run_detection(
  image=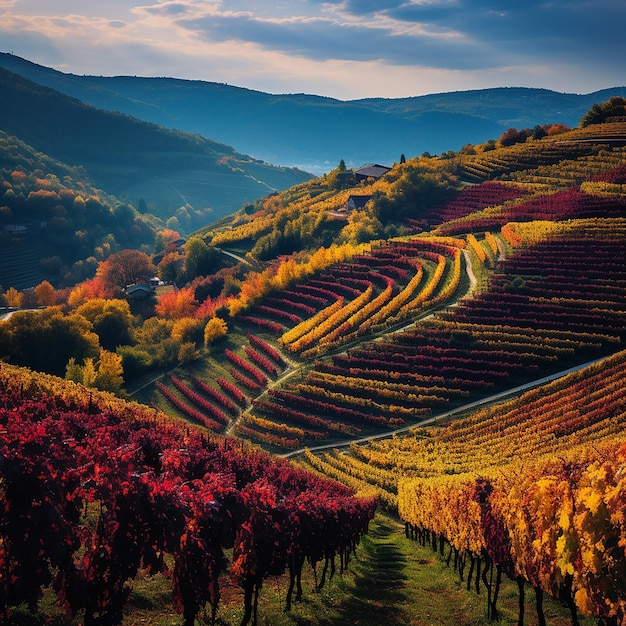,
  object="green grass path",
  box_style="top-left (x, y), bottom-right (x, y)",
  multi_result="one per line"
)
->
top-left (239, 511), bottom-right (592, 626)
